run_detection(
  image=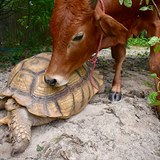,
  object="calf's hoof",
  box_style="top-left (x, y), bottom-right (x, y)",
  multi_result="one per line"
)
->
top-left (108, 91), bottom-right (122, 101)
